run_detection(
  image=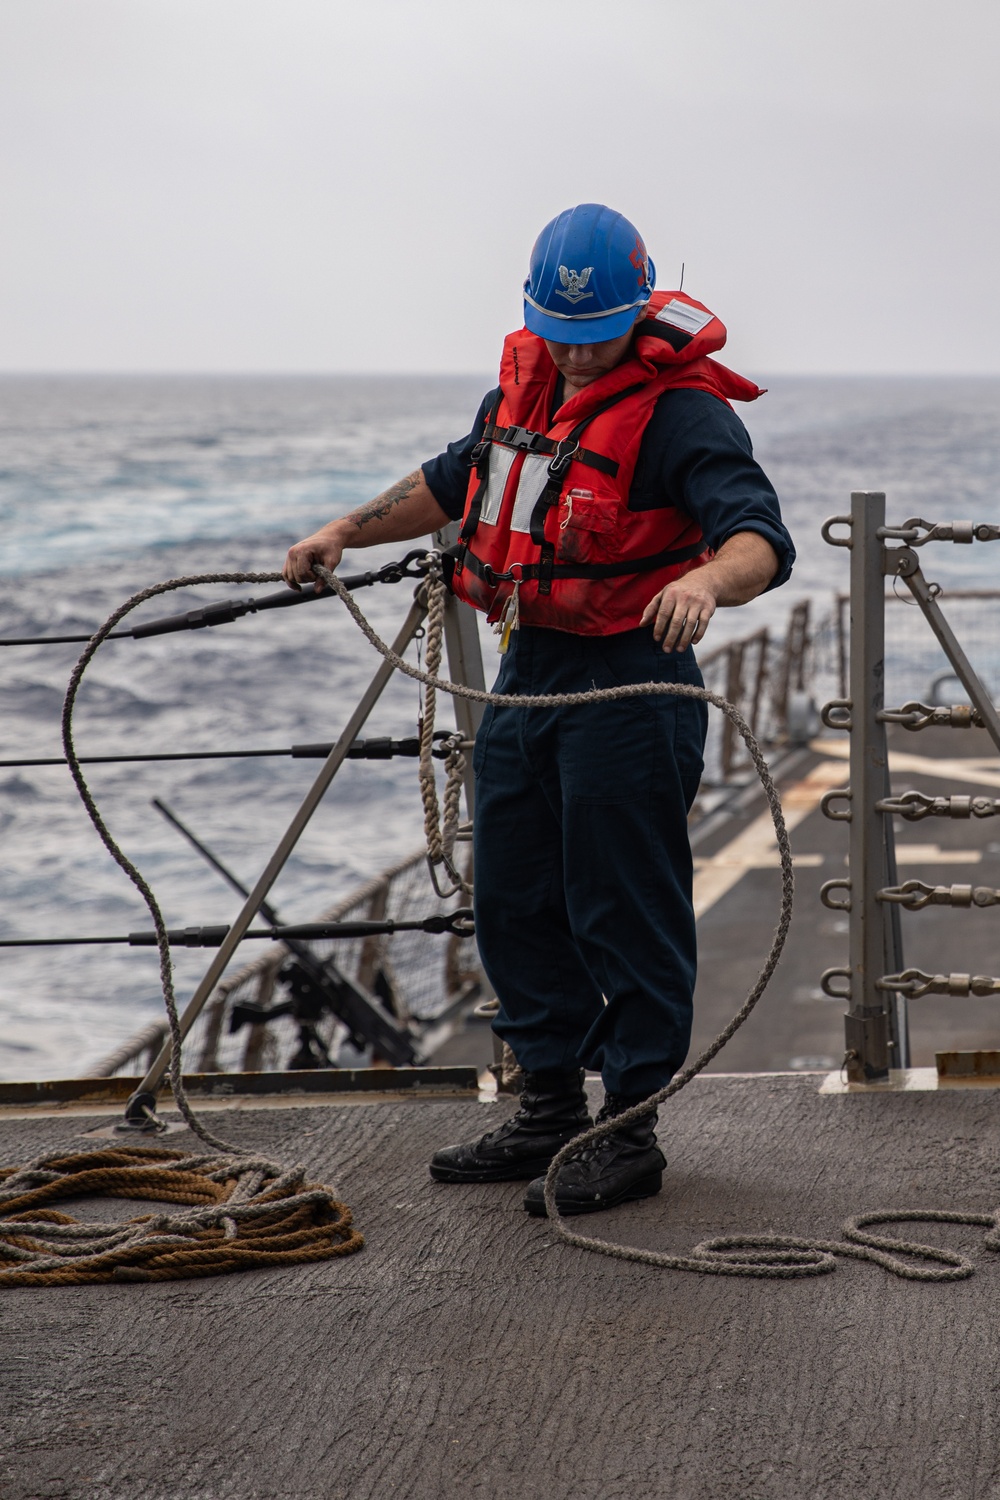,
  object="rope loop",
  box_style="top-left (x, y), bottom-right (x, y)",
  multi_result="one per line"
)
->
top-left (62, 571), bottom-right (285, 1151)
top-left (417, 555), bottom-right (471, 897)
top-left (53, 560), bottom-right (1000, 1285)
top-left (314, 564), bottom-right (1000, 1283)
top-left (0, 1146), bottom-right (363, 1286)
